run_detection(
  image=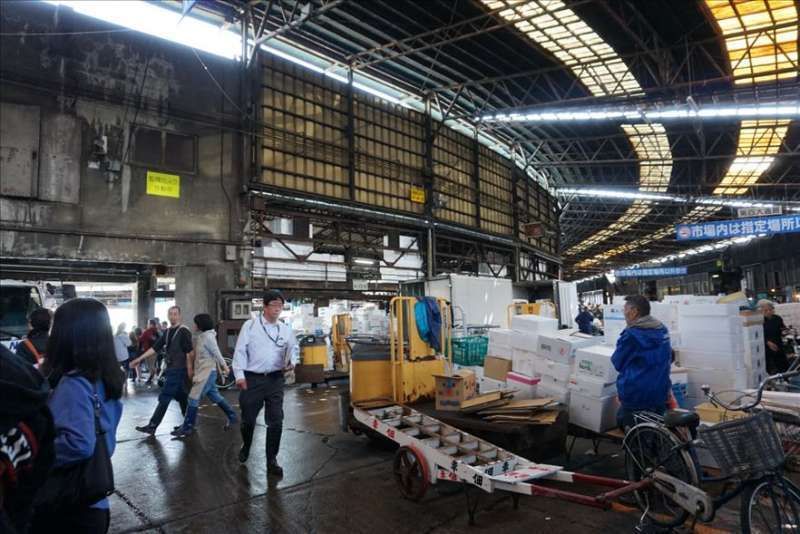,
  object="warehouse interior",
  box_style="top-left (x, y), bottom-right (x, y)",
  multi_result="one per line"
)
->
top-left (0, 0), bottom-right (799, 533)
